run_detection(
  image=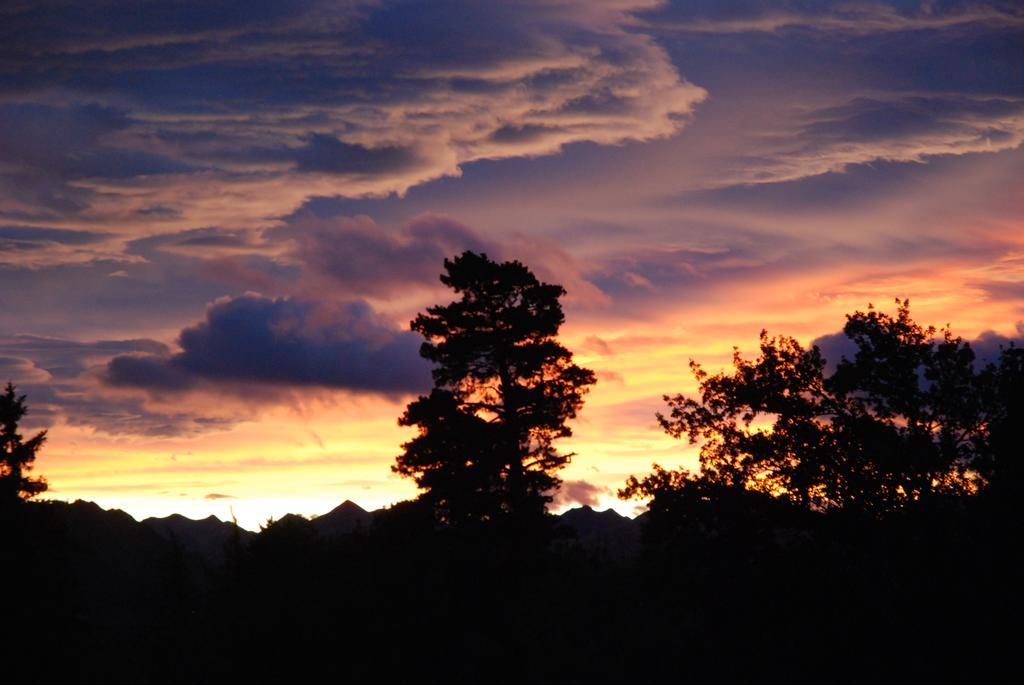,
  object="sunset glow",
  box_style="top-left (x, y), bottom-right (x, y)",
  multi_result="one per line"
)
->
top-left (3, 0), bottom-right (1022, 530)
